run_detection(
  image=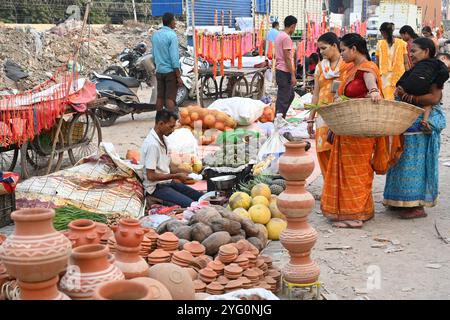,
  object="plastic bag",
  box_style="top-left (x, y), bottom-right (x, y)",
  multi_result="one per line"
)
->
top-left (290, 92), bottom-right (312, 110)
top-left (167, 128), bottom-right (198, 163)
top-left (257, 114), bottom-right (290, 174)
top-left (208, 97), bottom-right (267, 125)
